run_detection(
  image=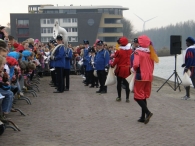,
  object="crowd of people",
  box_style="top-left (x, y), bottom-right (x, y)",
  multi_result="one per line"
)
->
top-left (1, 23), bottom-right (195, 136)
